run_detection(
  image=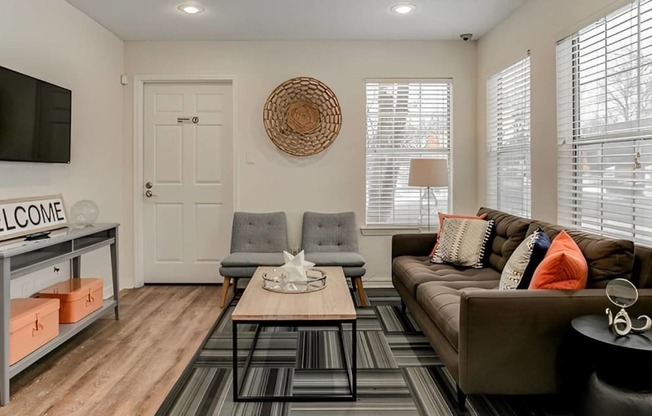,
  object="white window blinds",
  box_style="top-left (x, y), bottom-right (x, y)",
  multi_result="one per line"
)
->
top-left (487, 56), bottom-right (532, 217)
top-left (557, 0), bottom-right (652, 245)
top-left (365, 80), bottom-right (451, 226)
